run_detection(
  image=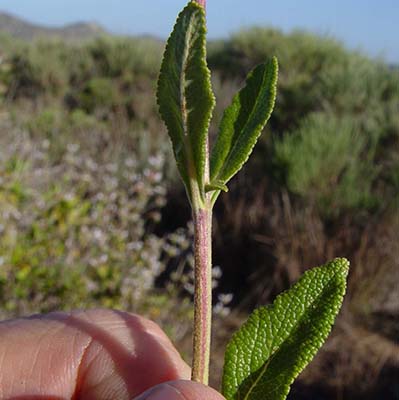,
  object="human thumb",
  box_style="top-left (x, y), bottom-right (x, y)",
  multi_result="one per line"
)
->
top-left (134, 380), bottom-right (226, 400)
